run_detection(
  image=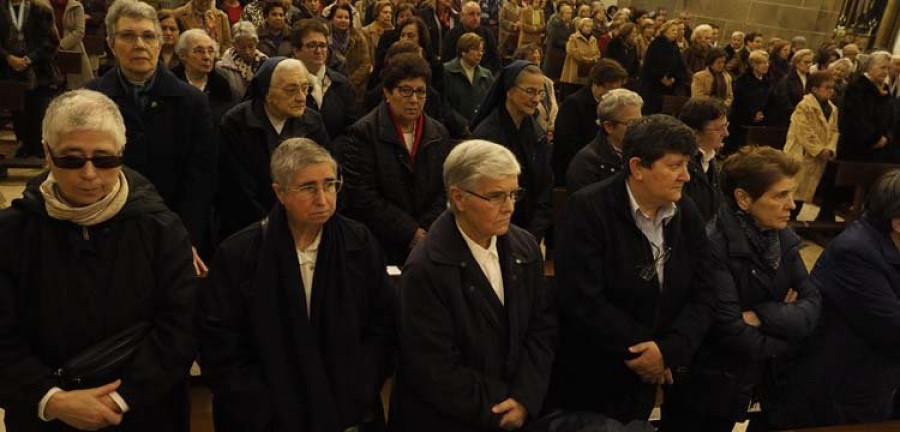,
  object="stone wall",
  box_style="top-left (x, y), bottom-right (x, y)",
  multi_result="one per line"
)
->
top-left (622, 0), bottom-right (844, 50)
